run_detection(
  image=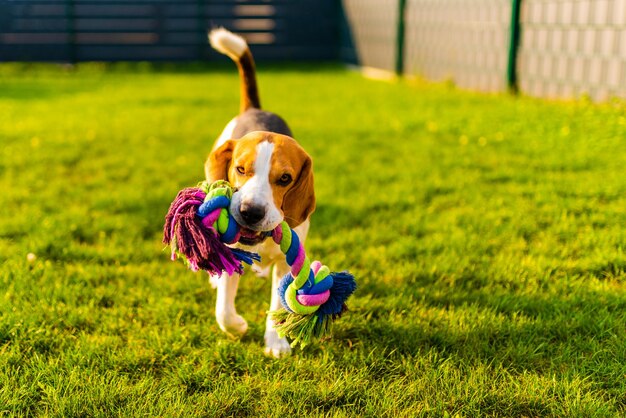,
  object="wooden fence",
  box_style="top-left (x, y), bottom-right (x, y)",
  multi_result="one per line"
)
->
top-left (0, 0), bottom-right (338, 62)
